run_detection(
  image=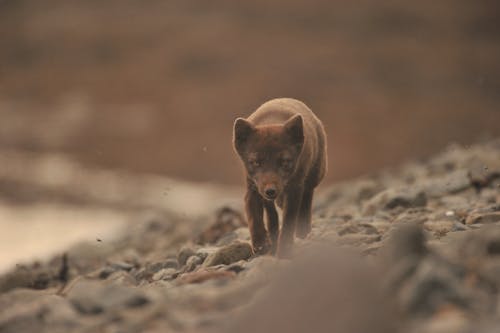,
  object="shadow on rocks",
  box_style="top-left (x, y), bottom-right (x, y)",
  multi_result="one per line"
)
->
top-left (225, 245), bottom-right (400, 333)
